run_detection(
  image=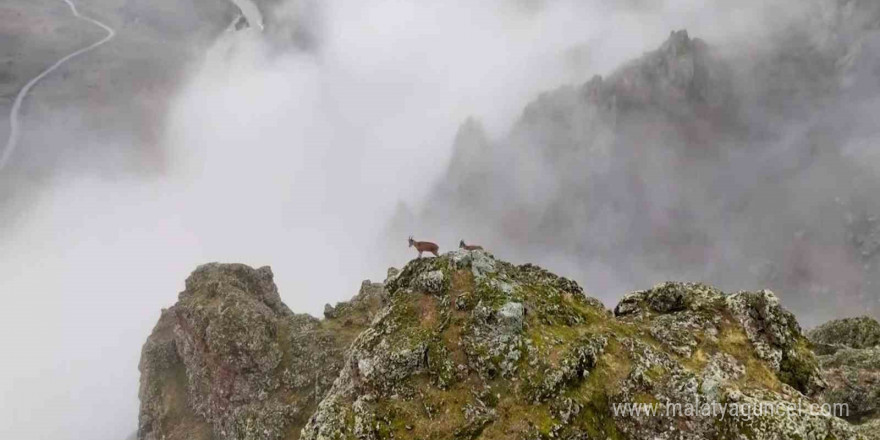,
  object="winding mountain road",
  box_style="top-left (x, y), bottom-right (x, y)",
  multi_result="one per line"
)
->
top-left (0, 0), bottom-right (116, 172)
